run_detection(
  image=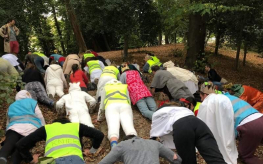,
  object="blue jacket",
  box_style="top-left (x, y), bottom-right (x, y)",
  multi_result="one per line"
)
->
top-left (224, 92), bottom-right (258, 137)
top-left (7, 98), bottom-right (42, 130)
